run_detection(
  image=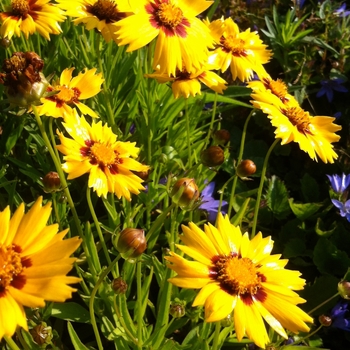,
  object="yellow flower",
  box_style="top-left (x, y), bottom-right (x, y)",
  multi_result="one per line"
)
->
top-left (56, 111), bottom-right (149, 199)
top-left (248, 76), bottom-right (342, 164)
top-left (145, 65), bottom-right (227, 99)
top-left (206, 17), bottom-right (272, 82)
top-left (0, 197), bottom-right (81, 340)
top-left (0, 0), bottom-right (66, 40)
top-left (166, 214), bottom-right (313, 349)
top-left (36, 67), bottom-right (104, 119)
top-left (56, 0), bottom-right (133, 43)
top-left (115, 0), bottom-right (214, 76)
